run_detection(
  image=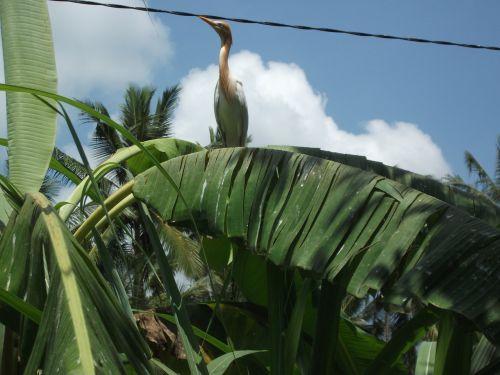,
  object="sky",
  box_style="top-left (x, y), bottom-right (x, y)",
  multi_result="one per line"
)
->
top-left (1, 0), bottom-right (500, 184)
